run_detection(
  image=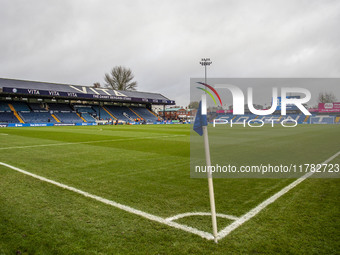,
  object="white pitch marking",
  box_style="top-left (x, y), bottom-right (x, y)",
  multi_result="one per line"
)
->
top-left (0, 134), bottom-right (186, 150)
top-left (166, 212), bottom-right (239, 222)
top-left (217, 150), bottom-right (340, 241)
top-left (0, 134), bottom-right (8, 135)
top-left (1, 150), bottom-right (338, 242)
top-left (0, 162), bottom-right (214, 241)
